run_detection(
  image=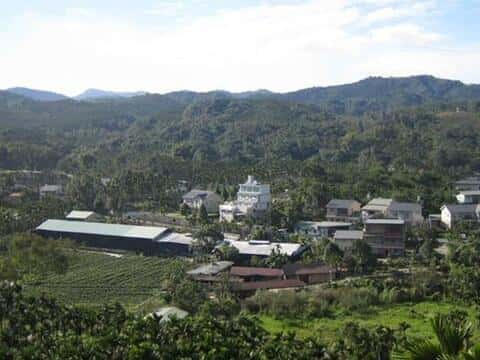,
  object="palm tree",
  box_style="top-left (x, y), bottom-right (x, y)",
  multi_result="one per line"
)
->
top-left (397, 313), bottom-right (476, 359)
